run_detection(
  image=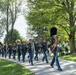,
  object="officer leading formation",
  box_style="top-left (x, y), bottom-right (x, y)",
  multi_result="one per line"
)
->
top-left (50, 27), bottom-right (62, 71)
